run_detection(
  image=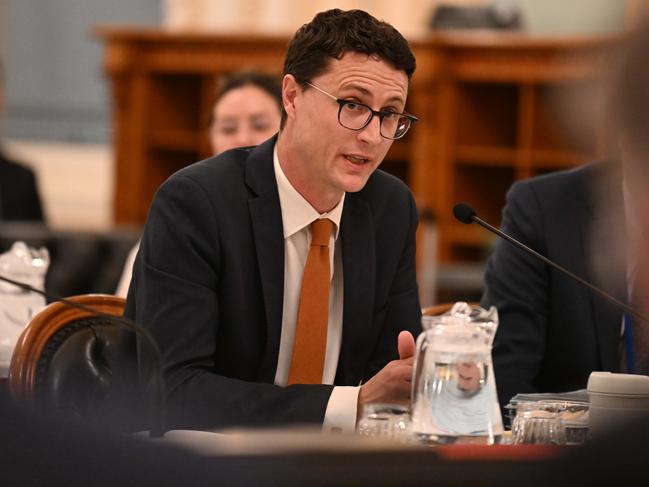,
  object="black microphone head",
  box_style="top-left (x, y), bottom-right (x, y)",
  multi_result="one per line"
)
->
top-left (453, 203), bottom-right (477, 224)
